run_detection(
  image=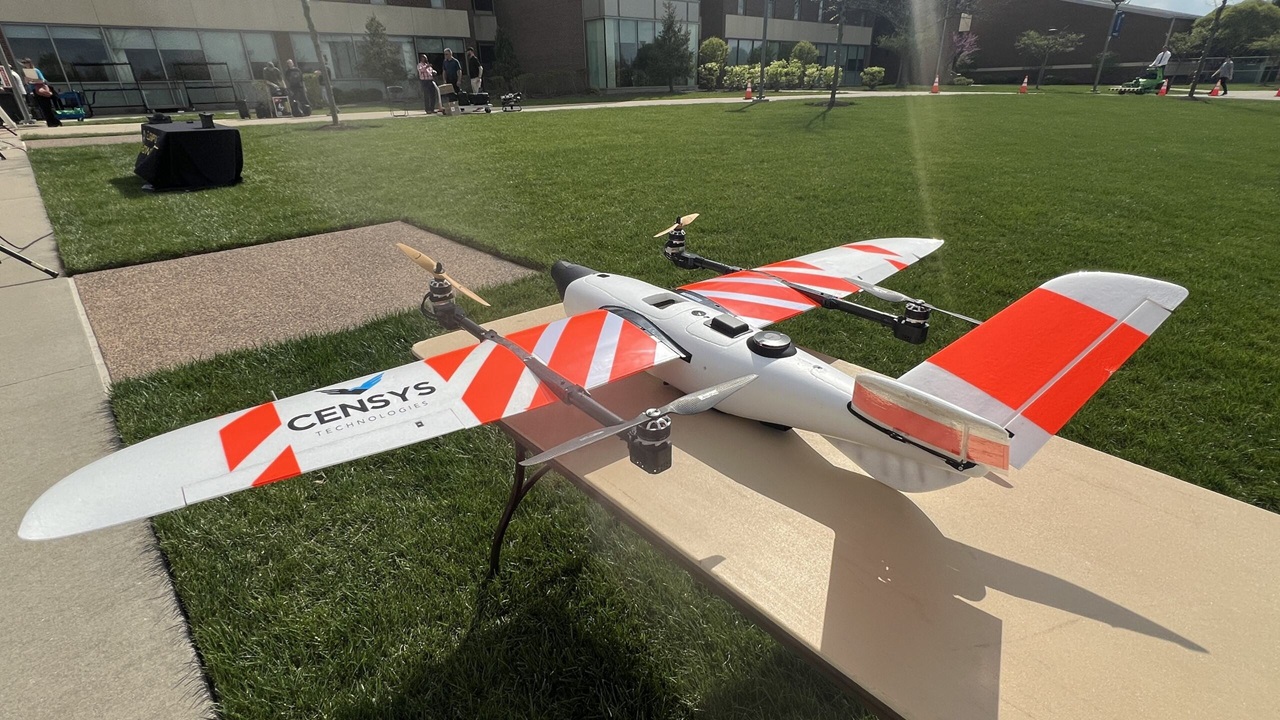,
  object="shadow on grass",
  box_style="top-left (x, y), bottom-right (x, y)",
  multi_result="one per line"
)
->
top-left (335, 560), bottom-right (685, 719)
top-left (107, 174), bottom-right (147, 197)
